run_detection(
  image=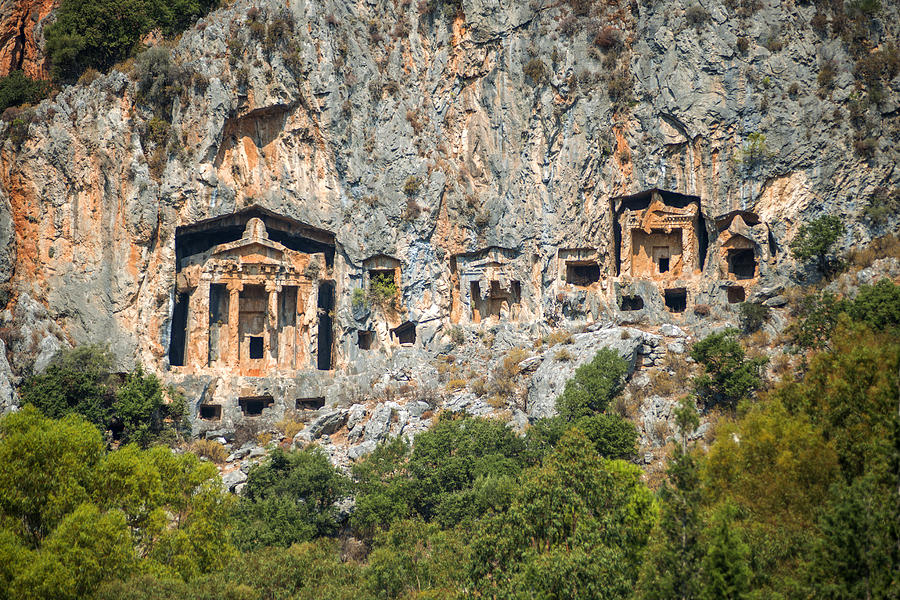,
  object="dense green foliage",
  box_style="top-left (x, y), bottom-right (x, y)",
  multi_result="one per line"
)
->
top-left (690, 329), bottom-right (767, 411)
top-left (788, 277), bottom-right (900, 349)
top-left (232, 447), bottom-right (351, 550)
top-left (20, 345), bottom-right (186, 446)
top-left (0, 408), bottom-right (232, 599)
top-left (557, 347), bottom-right (628, 420)
top-left (789, 214), bottom-right (845, 274)
top-left (45, 0), bottom-right (217, 80)
top-left (0, 71), bottom-right (50, 114)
